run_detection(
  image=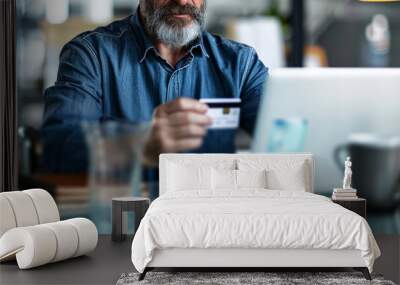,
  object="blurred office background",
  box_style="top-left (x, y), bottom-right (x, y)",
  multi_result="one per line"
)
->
top-left (16, 0), bottom-right (400, 234)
